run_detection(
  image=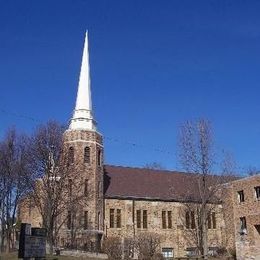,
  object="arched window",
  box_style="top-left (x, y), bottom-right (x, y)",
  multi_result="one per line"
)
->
top-left (68, 146), bottom-right (74, 165)
top-left (84, 146), bottom-right (90, 163)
